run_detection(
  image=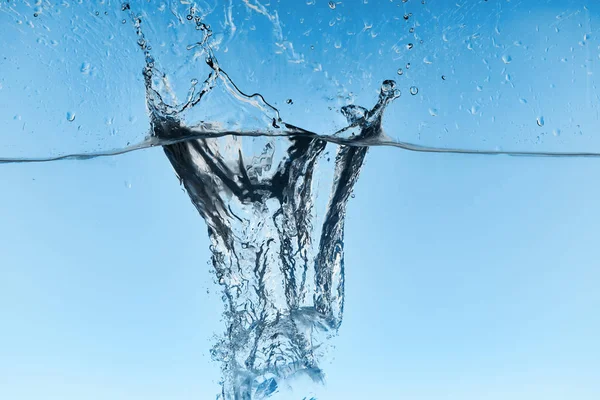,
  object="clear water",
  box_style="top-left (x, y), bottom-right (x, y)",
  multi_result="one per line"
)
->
top-left (2, 1), bottom-right (600, 400)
